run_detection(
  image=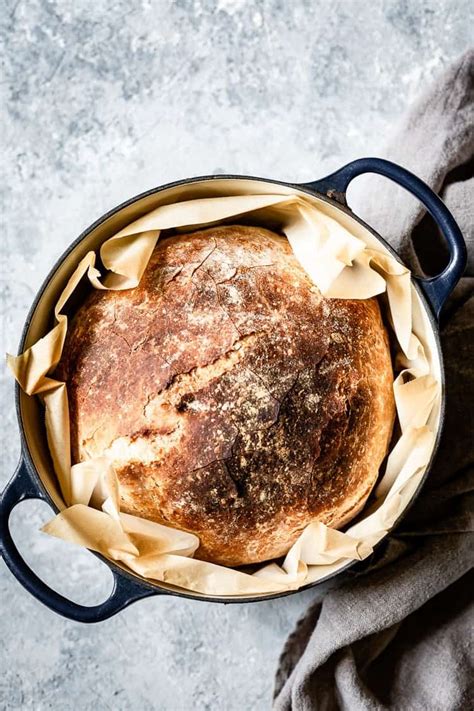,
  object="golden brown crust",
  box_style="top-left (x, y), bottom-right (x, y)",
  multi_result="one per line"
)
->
top-left (58, 225), bottom-right (395, 566)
